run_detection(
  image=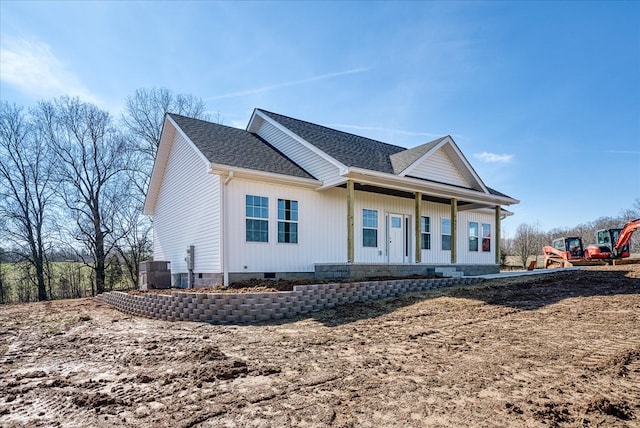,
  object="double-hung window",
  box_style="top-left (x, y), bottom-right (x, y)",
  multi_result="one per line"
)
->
top-left (277, 199), bottom-right (298, 243)
top-left (469, 222), bottom-right (479, 251)
top-left (421, 216), bottom-right (431, 250)
top-left (362, 209), bottom-right (378, 247)
top-left (441, 218), bottom-right (451, 251)
top-left (482, 223), bottom-right (491, 252)
top-left (246, 195), bottom-right (269, 242)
